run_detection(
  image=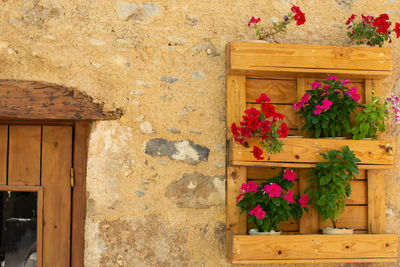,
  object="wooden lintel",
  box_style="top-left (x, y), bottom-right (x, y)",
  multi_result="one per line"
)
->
top-left (0, 80), bottom-right (122, 120)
